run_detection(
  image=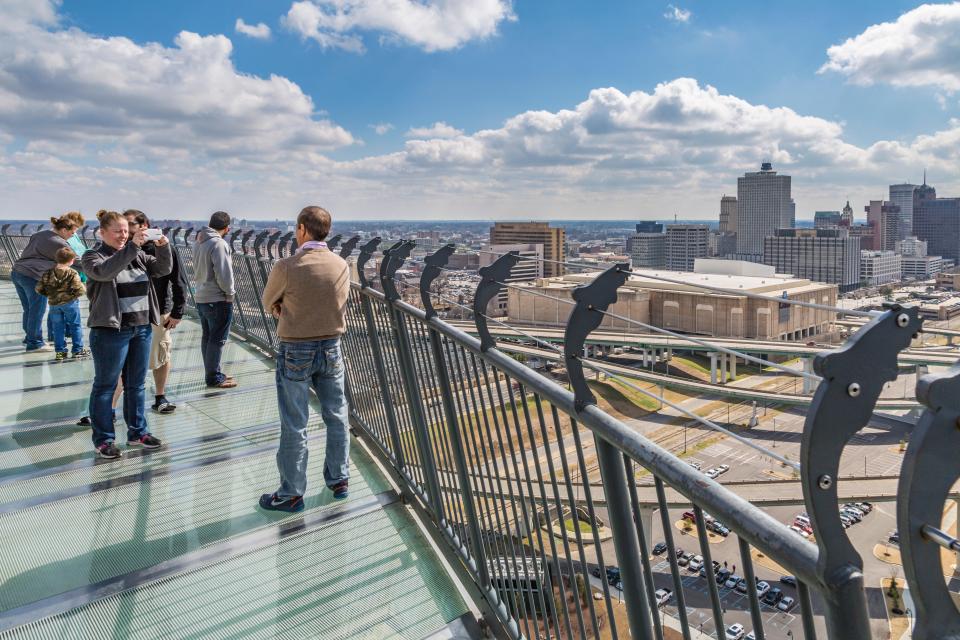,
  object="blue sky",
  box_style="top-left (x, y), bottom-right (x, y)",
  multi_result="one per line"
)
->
top-left (1, 0), bottom-right (959, 220)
